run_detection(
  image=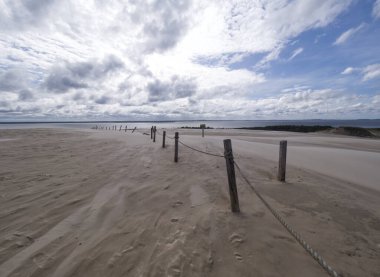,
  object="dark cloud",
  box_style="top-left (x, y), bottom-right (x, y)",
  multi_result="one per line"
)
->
top-left (72, 92), bottom-right (84, 101)
top-left (66, 55), bottom-right (124, 79)
top-left (0, 70), bottom-right (25, 92)
top-left (147, 75), bottom-right (197, 102)
top-left (95, 95), bottom-right (112, 104)
top-left (0, 100), bottom-right (10, 108)
top-left (127, 0), bottom-right (193, 53)
top-left (0, 0), bottom-right (57, 30)
top-left (18, 89), bottom-right (34, 101)
top-left (44, 55), bottom-right (124, 93)
top-left (45, 74), bottom-right (88, 93)
top-left (7, 55), bottom-right (23, 62)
